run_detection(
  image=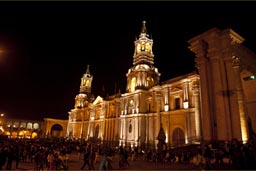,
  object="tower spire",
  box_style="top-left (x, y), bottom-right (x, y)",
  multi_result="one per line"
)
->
top-left (86, 65), bottom-right (90, 75)
top-left (126, 20), bottom-right (161, 93)
top-left (133, 20), bottom-right (154, 65)
top-left (141, 20), bottom-right (147, 34)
